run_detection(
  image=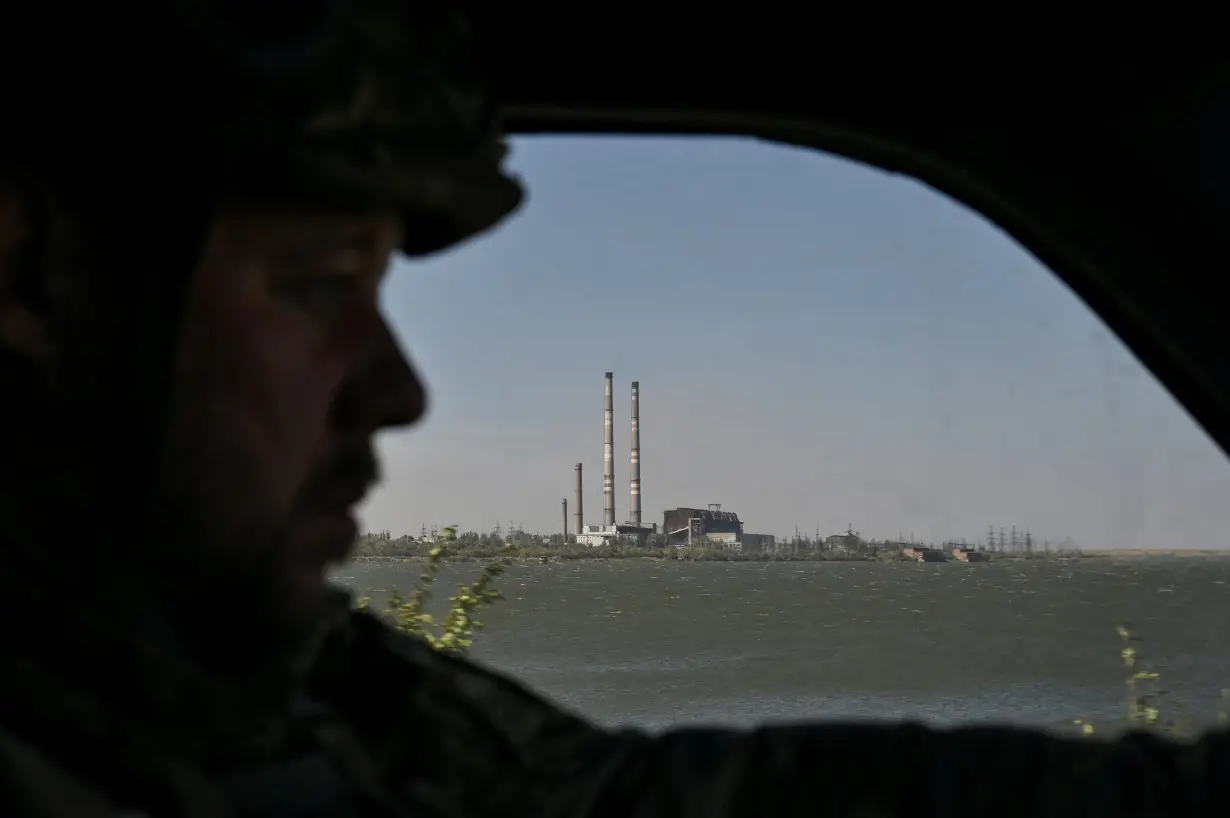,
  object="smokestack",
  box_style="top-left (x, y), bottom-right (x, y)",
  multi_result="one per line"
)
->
top-left (574, 462), bottom-right (584, 535)
top-left (562, 498), bottom-right (568, 542)
top-left (630, 380), bottom-right (641, 525)
top-left (603, 371), bottom-right (615, 527)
